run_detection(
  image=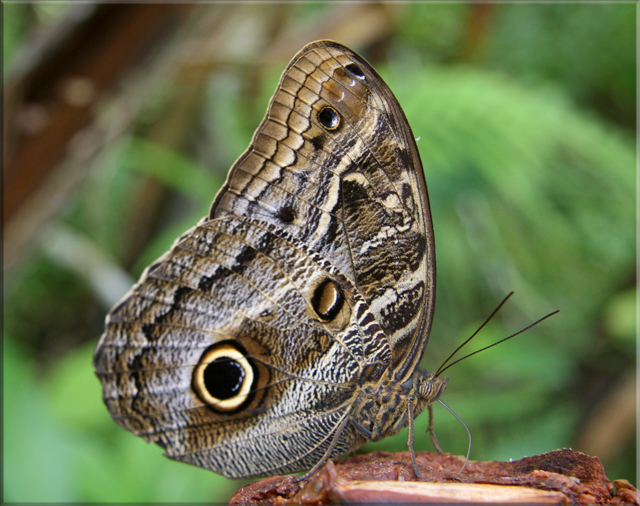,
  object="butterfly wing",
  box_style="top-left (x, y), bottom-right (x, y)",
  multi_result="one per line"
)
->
top-left (212, 41), bottom-right (436, 380)
top-left (94, 40), bottom-right (434, 478)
